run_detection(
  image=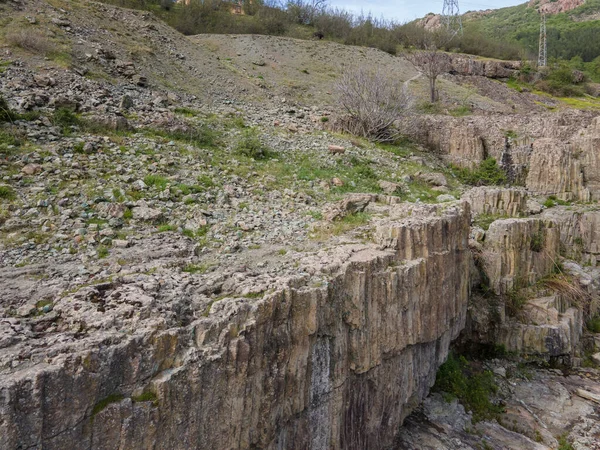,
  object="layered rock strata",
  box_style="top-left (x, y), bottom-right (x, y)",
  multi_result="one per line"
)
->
top-left (462, 187), bottom-right (528, 217)
top-left (0, 202), bottom-right (471, 450)
top-left (542, 206), bottom-right (600, 265)
top-left (480, 218), bottom-right (560, 295)
top-left (466, 217), bottom-right (585, 358)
